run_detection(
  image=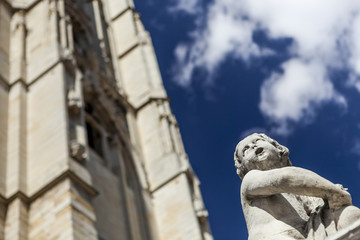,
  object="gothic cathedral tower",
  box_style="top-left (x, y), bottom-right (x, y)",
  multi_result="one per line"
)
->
top-left (0, 0), bottom-right (212, 239)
